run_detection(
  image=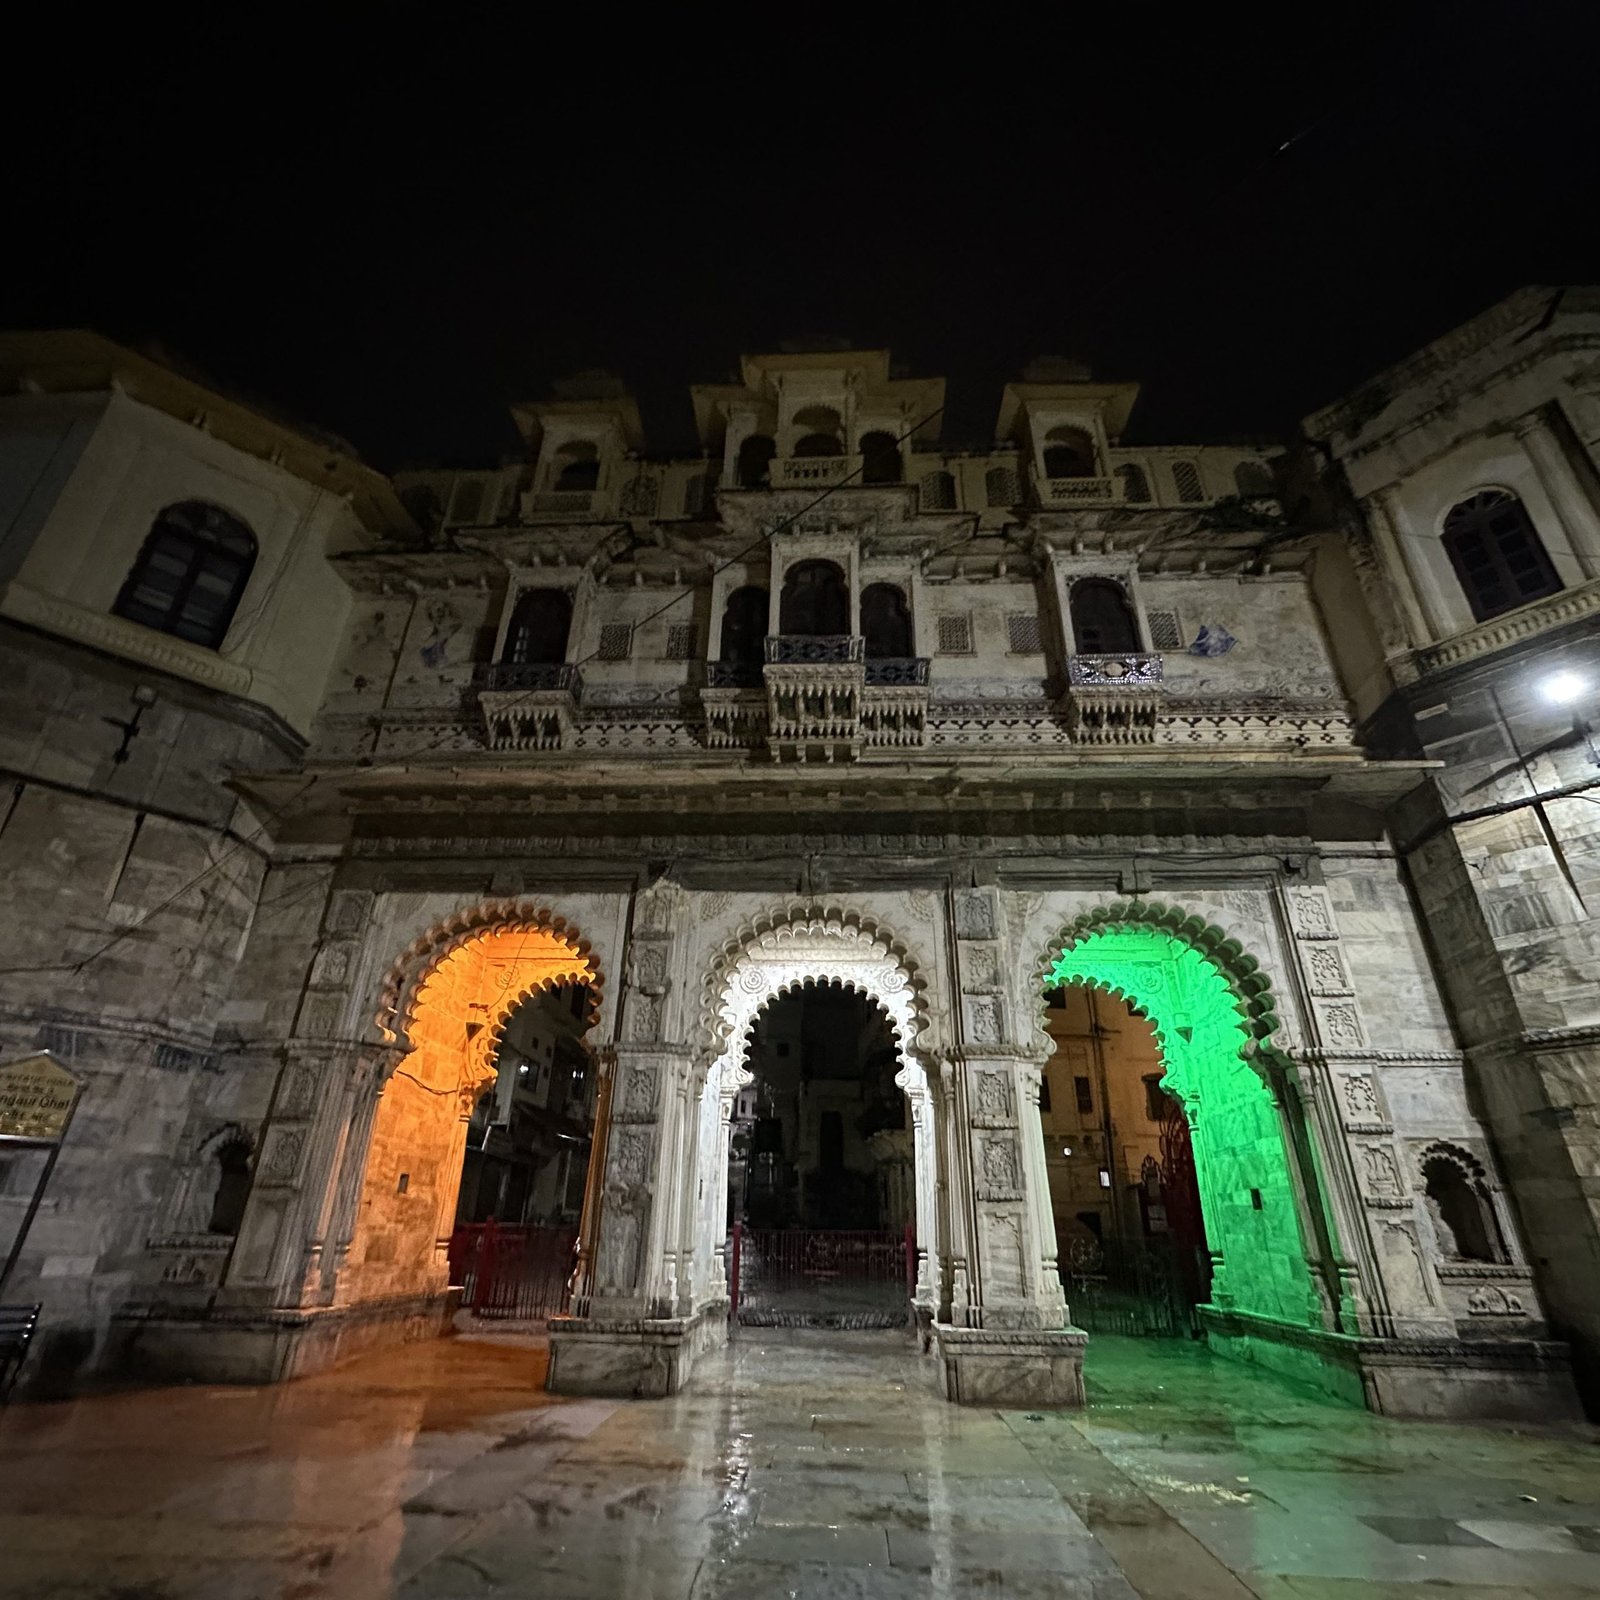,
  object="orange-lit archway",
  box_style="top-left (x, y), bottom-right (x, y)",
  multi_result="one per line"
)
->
top-left (343, 920), bottom-right (600, 1309)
